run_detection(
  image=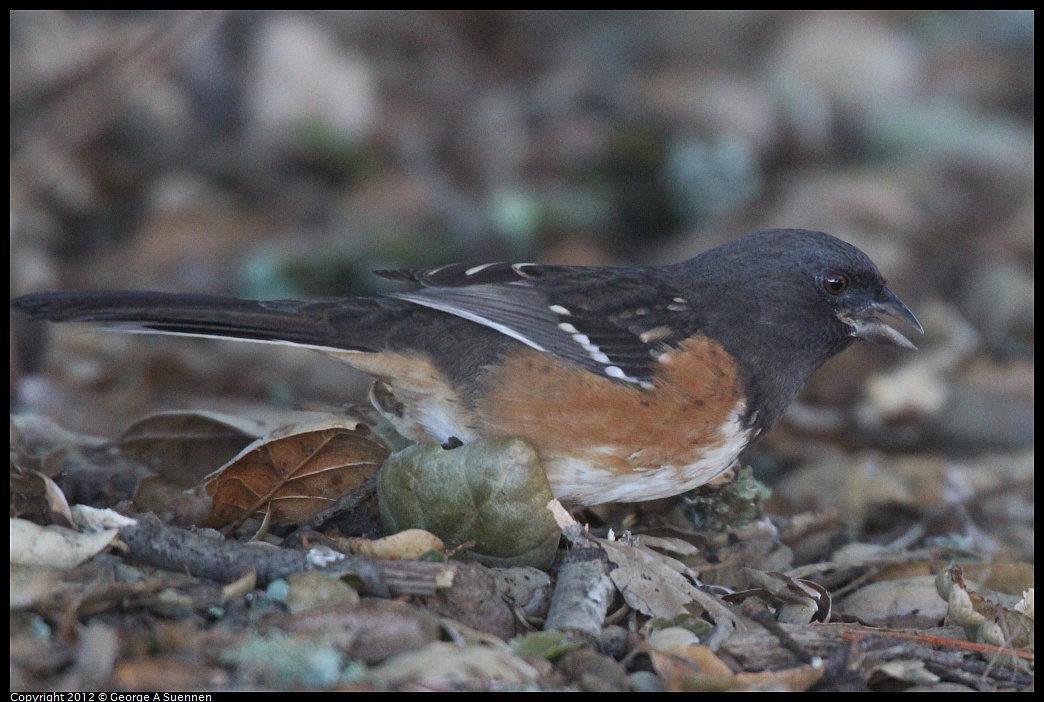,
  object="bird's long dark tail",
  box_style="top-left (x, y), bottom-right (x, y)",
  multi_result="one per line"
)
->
top-left (10, 290), bottom-right (389, 353)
